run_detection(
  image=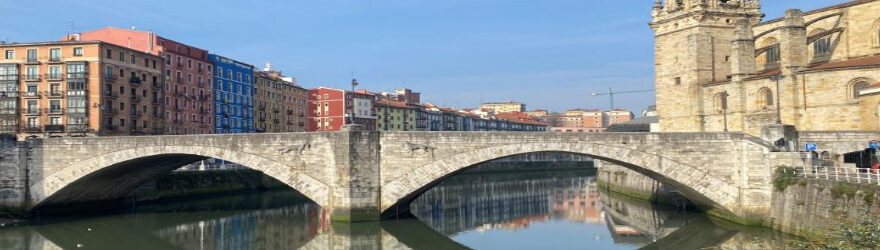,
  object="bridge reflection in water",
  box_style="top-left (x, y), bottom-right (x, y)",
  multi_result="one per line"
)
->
top-left (0, 163), bottom-right (796, 250)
